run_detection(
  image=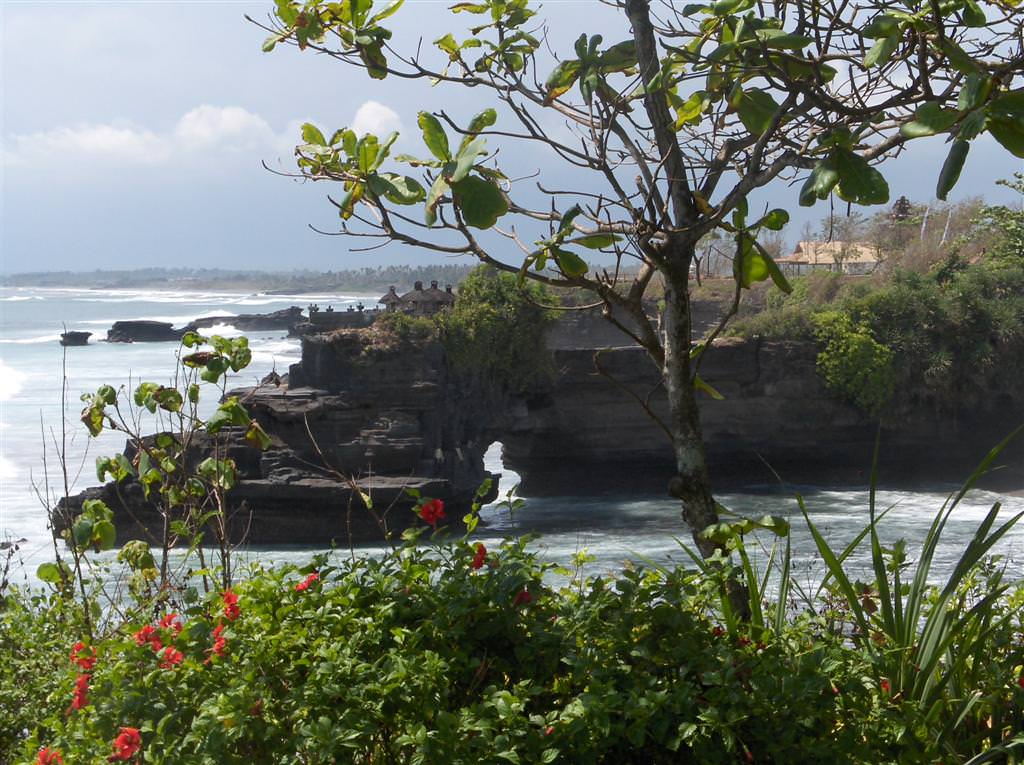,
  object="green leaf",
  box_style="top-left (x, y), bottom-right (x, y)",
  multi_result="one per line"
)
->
top-left (452, 175), bottom-right (508, 228)
top-left (673, 90), bottom-right (708, 129)
top-left (356, 134), bottom-right (380, 173)
top-left (544, 60), bottom-right (582, 104)
top-left (734, 88), bottom-right (779, 136)
top-left (900, 103), bottom-right (959, 139)
top-left (460, 108), bottom-right (497, 151)
top-left (938, 38), bottom-right (980, 75)
top-left (958, 109), bottom-right (987, 141)
top-left (958, 73), bottom-right (992, 112)
top-left (448, 137), bottom-right (487, 183)
top-left (733, 234), bottom-right (766, 288)
top-left (962, 0), bottom-right (986, 27)
top-left (568, 233), bottom-right (621, 249)
top-left (301, 123), bottom-right (326, 146)
top-left (864, 32), bottom-right (899, 68)
top-left (36, 561), bottom-right (70, 585)
top-left (936, 140), bottom-right (970, 200)
top-left (987, 119), bottom-right (1024, 158)
top-left (368, 0), bottom-right (404, 24)
top-left (756, 208), bottom-right (789, 231)
top-left (694, 374), bottom-right (724, 399)
top-left (72, 518), bottom-right (94, 548)
top-left (424, 174), bottom-right (450, 226)
top-left (552, 247), bottom-right (588, 277)
top-left (245, 421), bottom-right (273, 451)
top-left (418, 112), bottom-right (451, 161)
top-left (369, 173), bottom-right (426, 205)
top-left (833, 149), bottom-right (889, 205)
top-left (754, 29), bottom-right (813, 49)
top-left (93, 519), bottom-right (116, 551)
top-left (597, 40), bottom-right (636, 71)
